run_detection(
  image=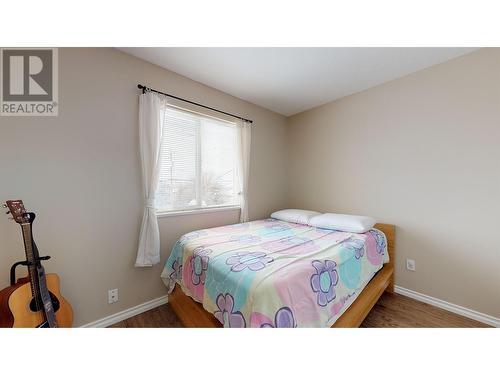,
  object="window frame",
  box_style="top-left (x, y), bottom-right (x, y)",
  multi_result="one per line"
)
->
top-left (156, 104), bottom-right (242, 216)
